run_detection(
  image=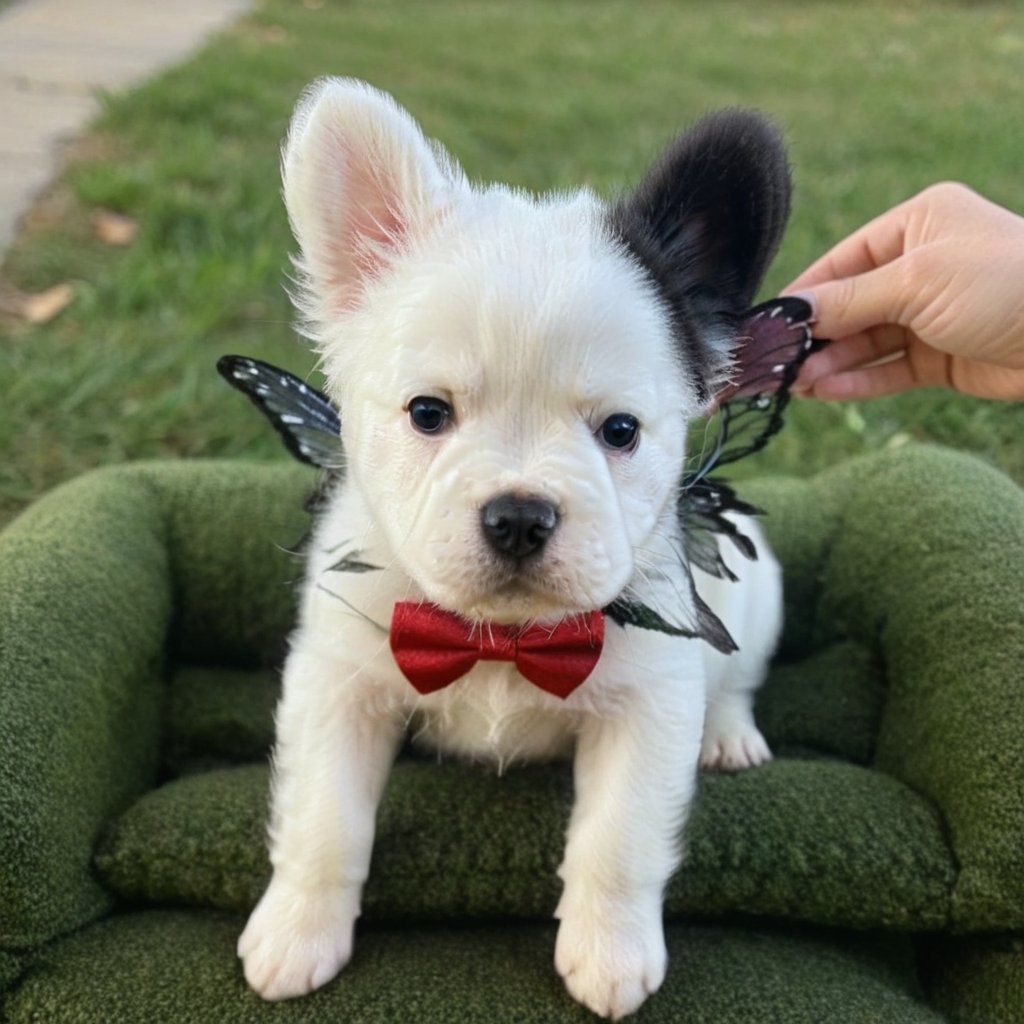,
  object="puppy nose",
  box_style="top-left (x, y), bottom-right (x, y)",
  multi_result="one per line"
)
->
top-left (480, 493), bottom-right (559, 560)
